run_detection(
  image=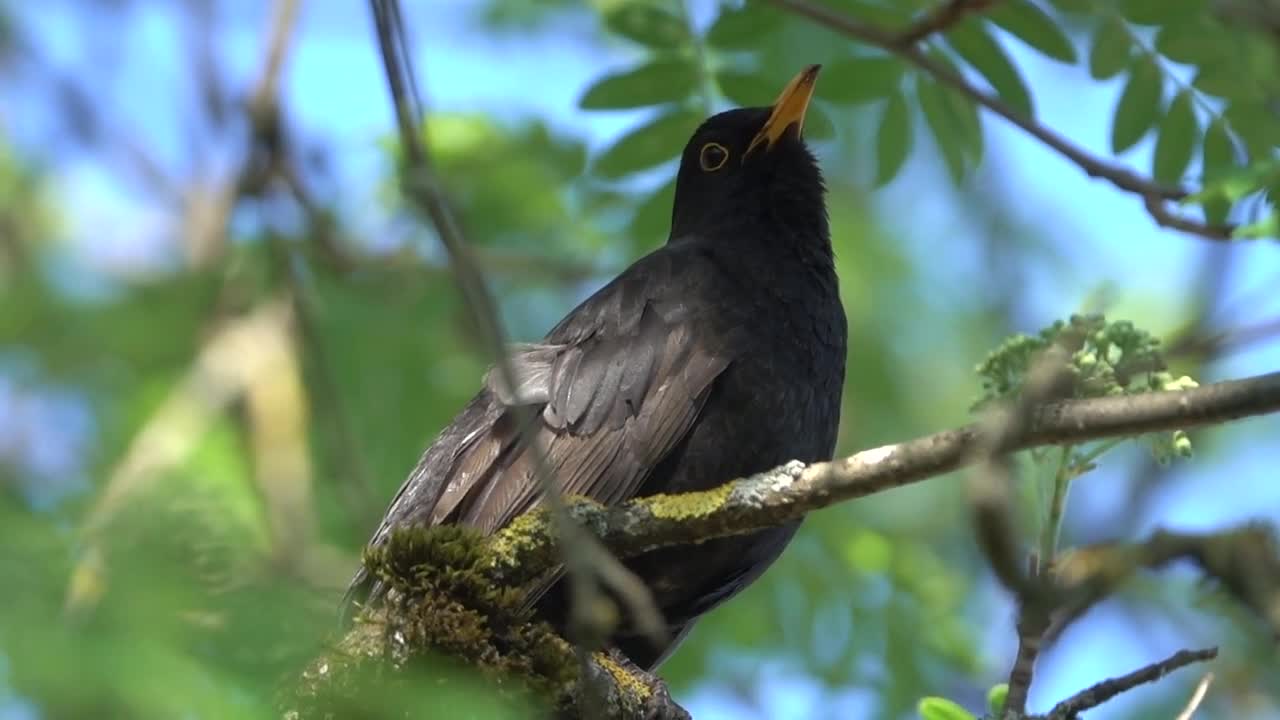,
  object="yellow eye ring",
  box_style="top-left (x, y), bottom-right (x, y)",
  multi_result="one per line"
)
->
top-left (699, 142), bottom-right (729, 172)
